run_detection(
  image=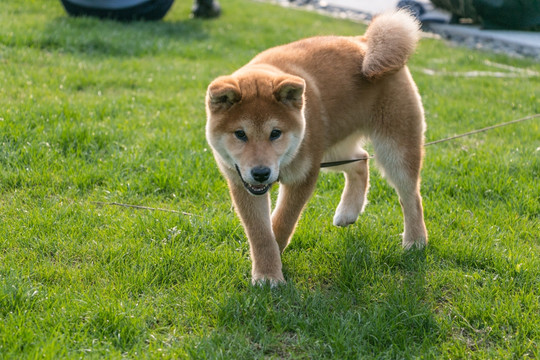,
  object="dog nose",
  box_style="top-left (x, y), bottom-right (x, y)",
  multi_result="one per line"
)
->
top-left (251, 166), bottom-right (271, 183)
